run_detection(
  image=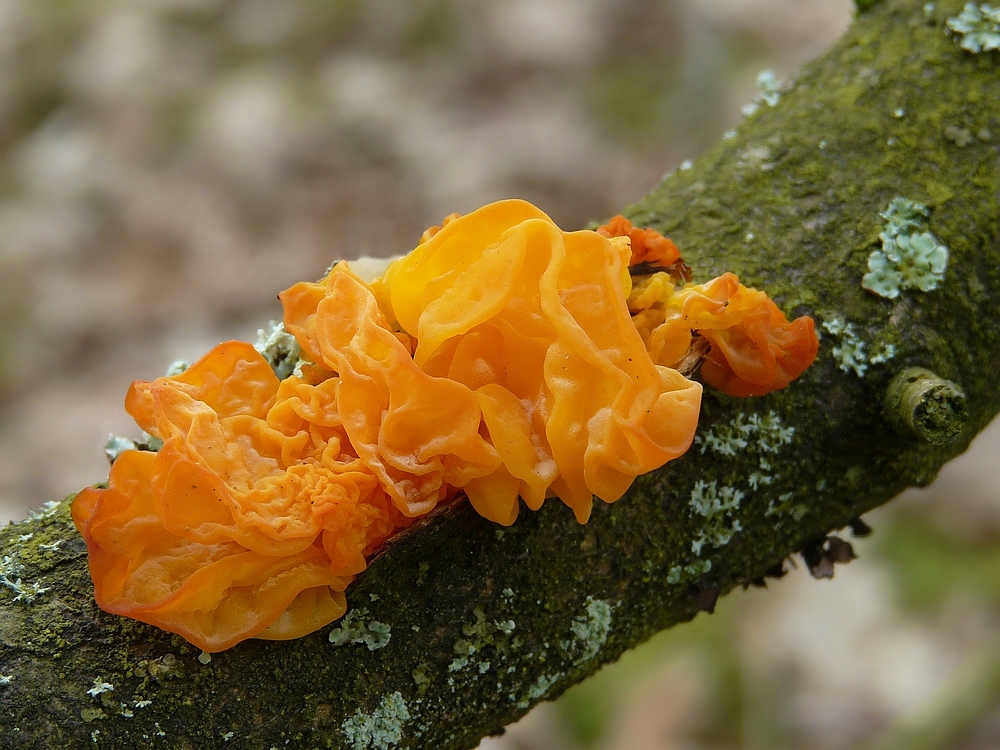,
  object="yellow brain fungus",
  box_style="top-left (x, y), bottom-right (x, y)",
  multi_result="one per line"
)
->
top-left (73, 200), bottom-right (817, 652)
top-left (626, 271), bottom-right (819, 398)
